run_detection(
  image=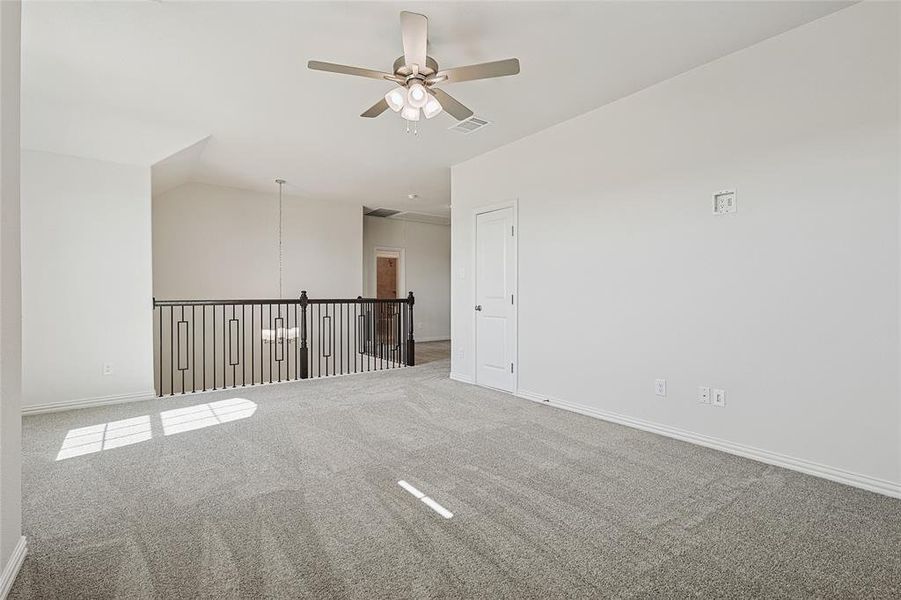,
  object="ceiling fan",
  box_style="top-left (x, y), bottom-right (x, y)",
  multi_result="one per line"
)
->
top-left (308, 11), bottom-right (520, 126)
